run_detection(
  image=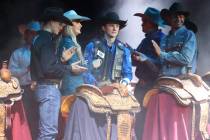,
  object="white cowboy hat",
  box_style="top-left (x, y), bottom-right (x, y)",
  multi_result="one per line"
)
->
top-left (64, 10), bottom-right (91, 22)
